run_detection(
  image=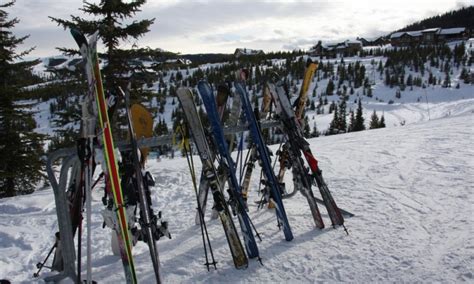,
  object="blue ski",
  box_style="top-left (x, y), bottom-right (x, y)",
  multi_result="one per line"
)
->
top-left (197, 81), bottom-right (260, 260)
top-left (235, 80), bottom-right (294, 242)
